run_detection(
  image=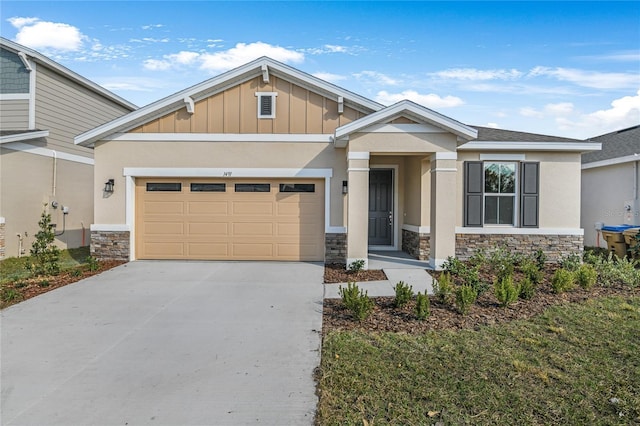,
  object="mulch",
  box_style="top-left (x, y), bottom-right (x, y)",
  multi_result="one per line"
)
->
top-left (323, 278), bottom-right (639, 335)
top-left (324, 263), bottom-right (387, 283)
